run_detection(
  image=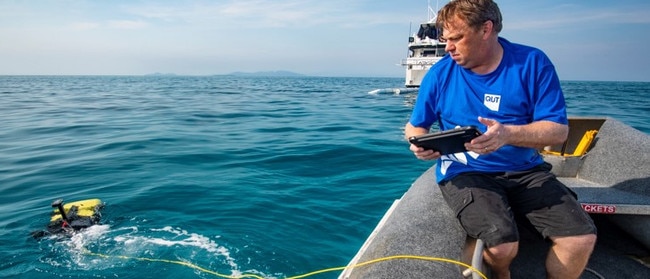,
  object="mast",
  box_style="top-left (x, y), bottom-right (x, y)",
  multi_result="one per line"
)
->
top-left (427, 0), bottom-right (439, 22)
